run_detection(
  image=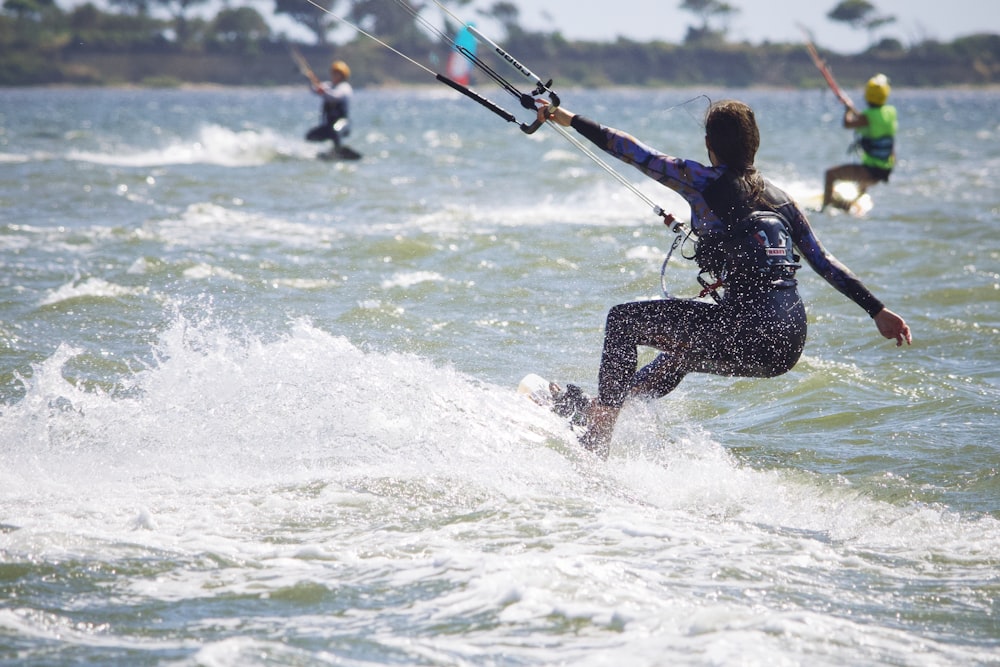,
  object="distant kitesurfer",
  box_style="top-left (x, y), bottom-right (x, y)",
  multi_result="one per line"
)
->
top-left (822, 74), bottom-right (897, 211)
top-left (304, 59), bottom-right (354, 159)
top-left (537, 98), bottom-right (911, 457)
